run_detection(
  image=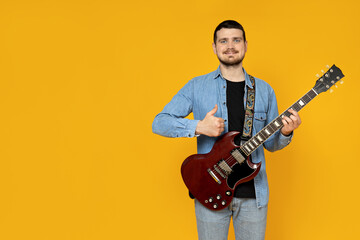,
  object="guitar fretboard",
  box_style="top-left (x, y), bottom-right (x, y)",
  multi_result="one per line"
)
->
top-left (239, 88), bottom-right (318, 156)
